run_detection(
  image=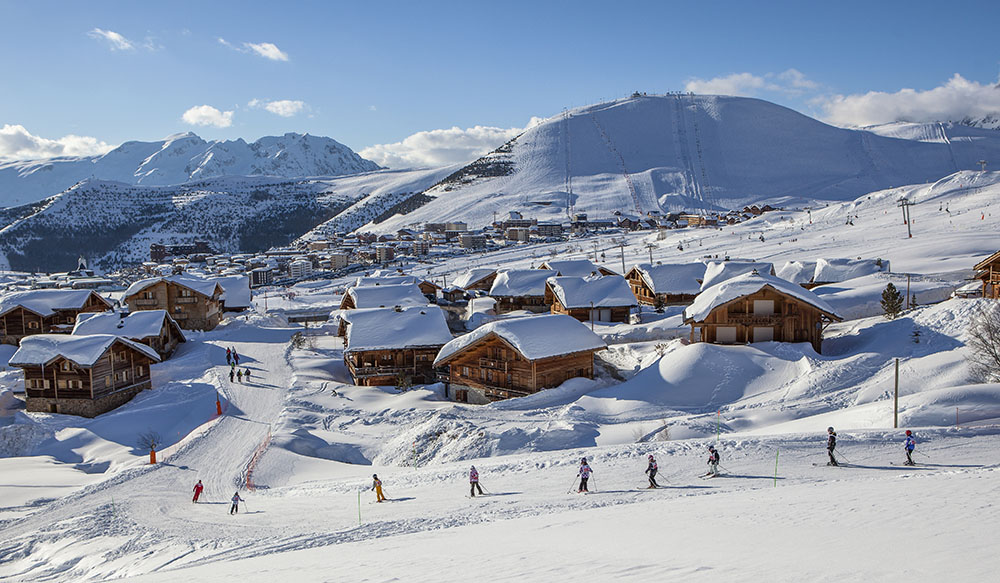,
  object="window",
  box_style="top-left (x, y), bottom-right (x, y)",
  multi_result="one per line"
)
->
top-left (487, 370), bottom-right (494, 382)
top-left (60, 361), bottom-right (72, 372)
top-left (136, 365), bottom-right (146, 377)
top-left (752, 327), bottom-right (774, 343)
top-left (753, 300), bottom-right (775, 316)
top-left (27, 321), bottom-right (39, 330)
top-left (117, 351), bottom-right (127, 362)
top-left (461, 366), bottom-right (470, 377)
top-left (179, 288), bottom-right (194, 297)
top-left (716, 327), bottom-right (738, 344)
top-left (479, 368), bottom-right (486, 380)
top-left (57, 380), bottom-right (68, 389)
top-left (68, 380), bottom-right (82, 389)
top-left (104, 375), bottom-right (111, 387)
top-left (142, 291), bottom-right (156, 300)
top-left (27, 379), bottom-right (49, 389)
